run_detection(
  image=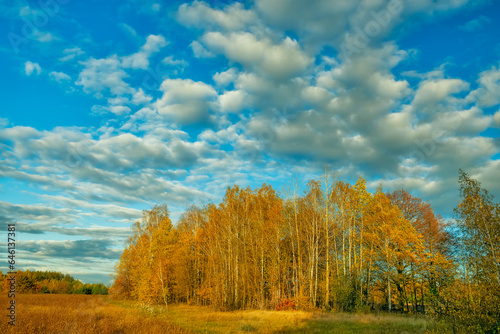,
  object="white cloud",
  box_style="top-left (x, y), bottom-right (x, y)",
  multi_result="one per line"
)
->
top-left (471, 159), bottom-right (500, 195)
top-left (156, 79), bottom-right (217, 124)
top-left (49, 71), bottom-right (71, 83)
top-left (467, 64), bottom-right (500, 108)
top-left (91, 105), bottom-right (110, 115)
top-left (131, 89), bottom-right (152, 105)
top-left (60, 47), bottom-right (84, 62)
top-left (413, 78), bottom-right (470, 111)
top-left (255, 0), bottom-right (471, 52)
top-left (219, 90), bottom-right (246, 113)
top-left (493, 110), bottom-right (500, 127)
top-left (122, 34), bottom-right (167, 69)
top-left (77, 56), bottom-right (132, 97)
top-left (213, 68), bottom-right (238, 87)
top-left (178, 1), bottom-right (257, 31)
top-left (433, 108), bottom-right (491, 135)
top-left (76, 34), bottom-right (164, 109)
top-left (34, 31), bottom-right (55, 42)
top-left (16, 5), bottom-right (56, 43)
top-left (0, 124), bottom-right (220, 210)
top-left (234, 71), bottom-right (276, 95)
top-left (256, 0), bottom-right (356, 48)
top-left (202, 32), bottom-right (313, 81)
top-left (162, 56), bottom-right (188, 68)
top-left (301, 86), bottom-right (332, 106)
top-left (209, 37), bottom-right (499, 213)
top-left (190, 40), bottom-right (214, 58)
top-left (24, 61), bottom-right (41, 76)
top-left (109, 105), bottom-right (132, 116)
